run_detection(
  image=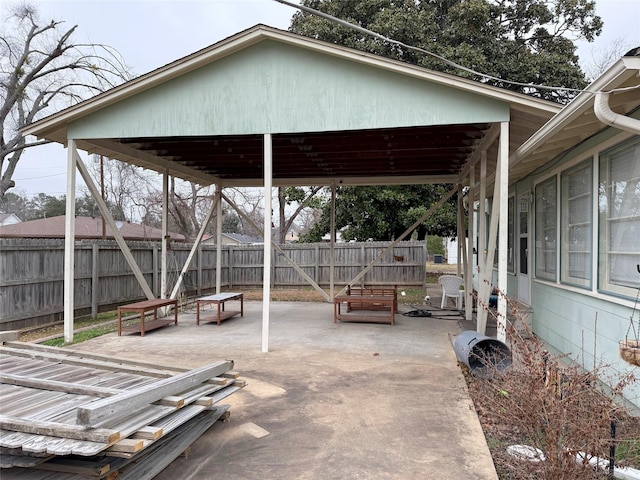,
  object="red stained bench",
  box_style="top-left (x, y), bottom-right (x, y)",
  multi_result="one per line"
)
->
top-left (334, 286), bottom-right (397, 325)
top-left (117, 298), bottom-right (178, 336)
